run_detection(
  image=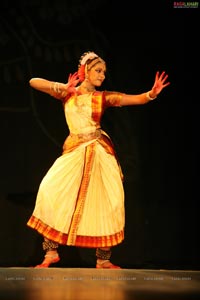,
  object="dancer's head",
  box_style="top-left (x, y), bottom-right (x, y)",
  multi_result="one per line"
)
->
top-left (78, 51), bottom-right (106, 85)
